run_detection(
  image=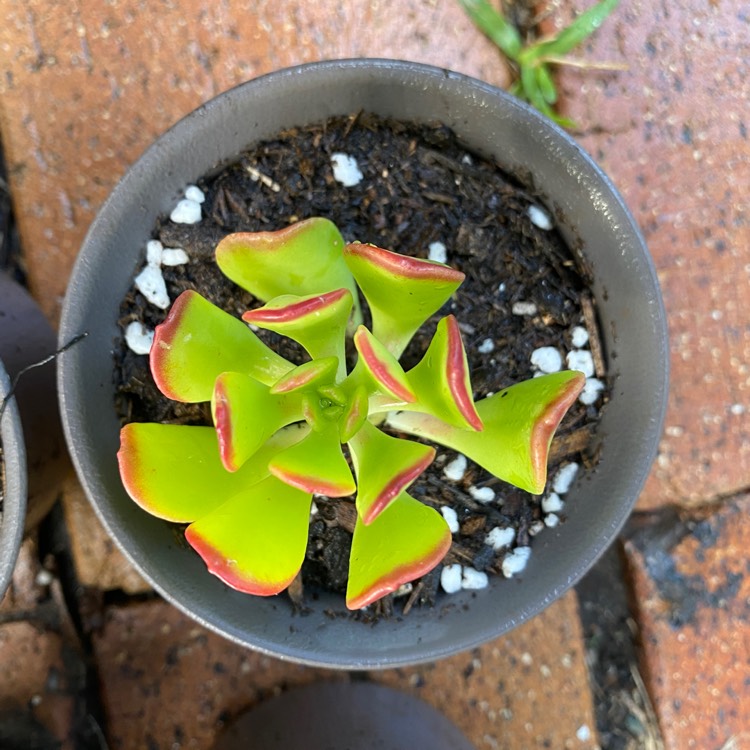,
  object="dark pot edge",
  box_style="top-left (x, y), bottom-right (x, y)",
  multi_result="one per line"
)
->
top-left (0, 362), bottom-right (27, 598)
